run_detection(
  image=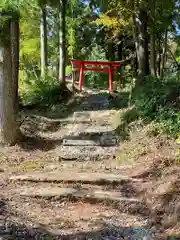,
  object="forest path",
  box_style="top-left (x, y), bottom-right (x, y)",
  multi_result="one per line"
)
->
top-left (0, 90), bottom-right (157, 239)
